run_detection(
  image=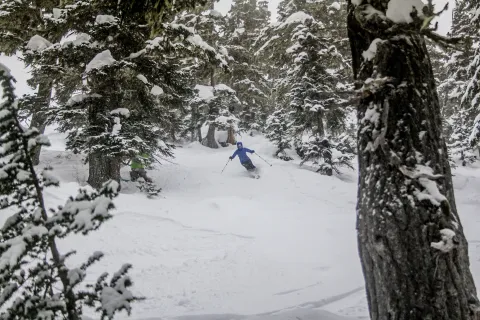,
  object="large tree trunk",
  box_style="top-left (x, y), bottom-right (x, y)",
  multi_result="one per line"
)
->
top-left (87, 152), bottom-right (121, 189)
top-left (348, 2), bottom-right (480, 319)
top-left (30, 81), bottom-right (53, 165)
top-left (202, 124), bottom-right (218, 148)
